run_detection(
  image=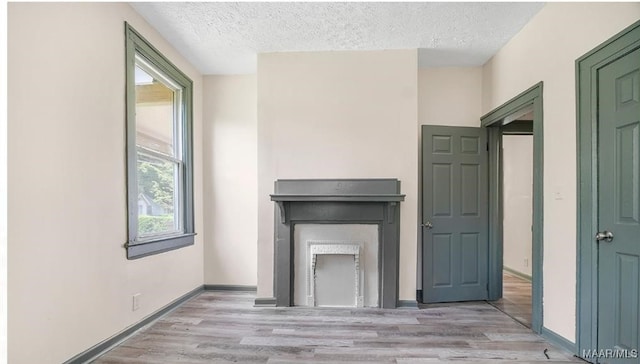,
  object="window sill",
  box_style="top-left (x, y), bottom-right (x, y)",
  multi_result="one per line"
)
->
top-left (126, 233), bottom-right (196, 259)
